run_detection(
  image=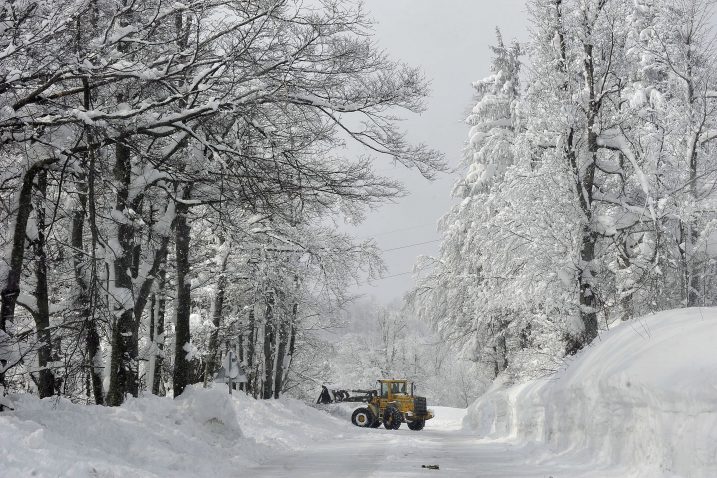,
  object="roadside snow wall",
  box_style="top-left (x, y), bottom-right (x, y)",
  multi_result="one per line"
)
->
top-left (0, 385), bottom-right (264, 477)
top-left (464, 307), bottom-right (717, 477)
top-left (0, 384), bottom-right (357, 478)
